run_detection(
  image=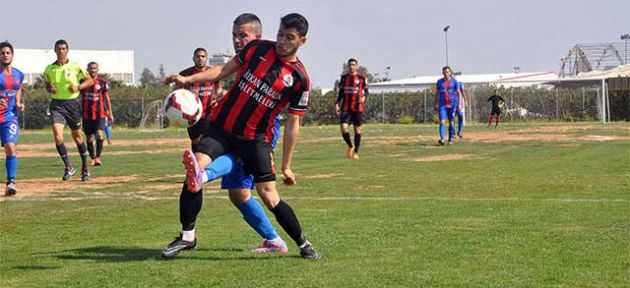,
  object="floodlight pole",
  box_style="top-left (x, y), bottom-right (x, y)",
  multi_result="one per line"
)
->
top-left (443, 25), bottom-right (450, 66)
top-left (621, 34), bottom-right (630, 64)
